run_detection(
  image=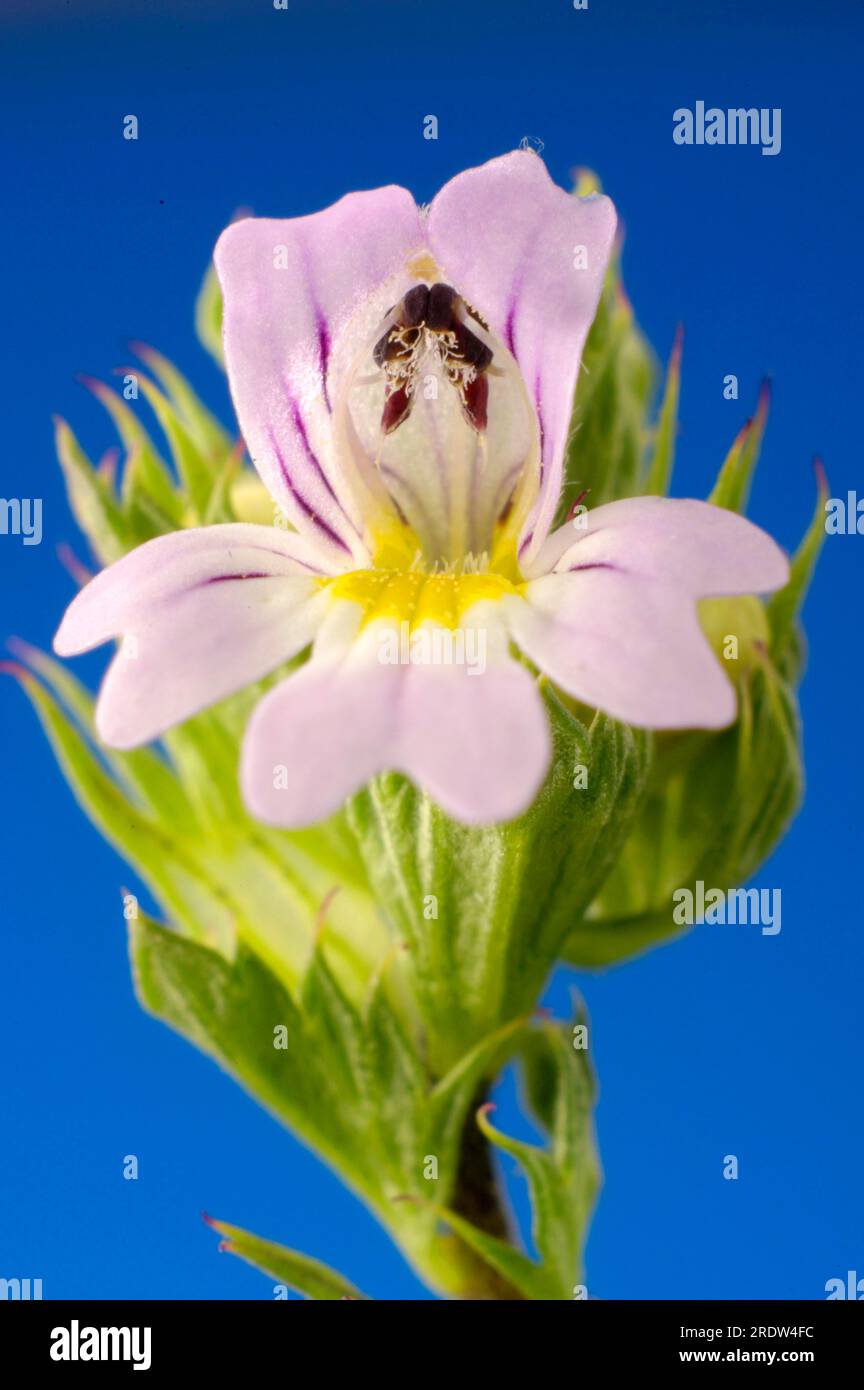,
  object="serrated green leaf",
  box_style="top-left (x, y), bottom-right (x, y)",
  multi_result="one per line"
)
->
top-left (130, 914), bottom-right (374, 1189)
top-left (127, 911), bottom-right (477, 1298)
top-left (477, 1021), bottom-right (599, 1298)
top-left (207, 1218), bottom-right (368, 1299)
